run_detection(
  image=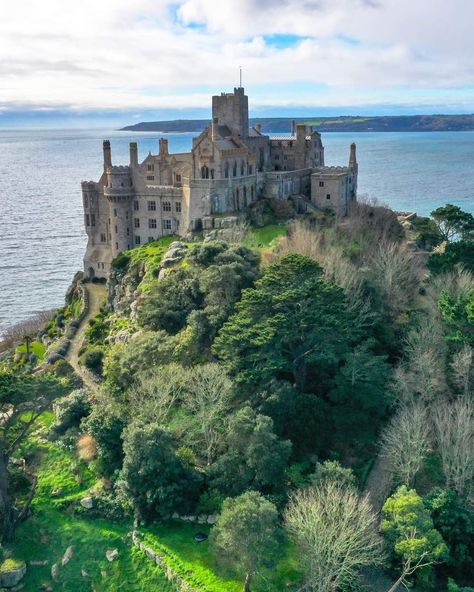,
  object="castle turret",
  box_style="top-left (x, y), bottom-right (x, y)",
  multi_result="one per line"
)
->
top-left (104, 166), bottom-right (134, 256)
top-left (103, 140), bottom-right (112, 171)
top-left (129, 142), bottom-right (138, 166)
